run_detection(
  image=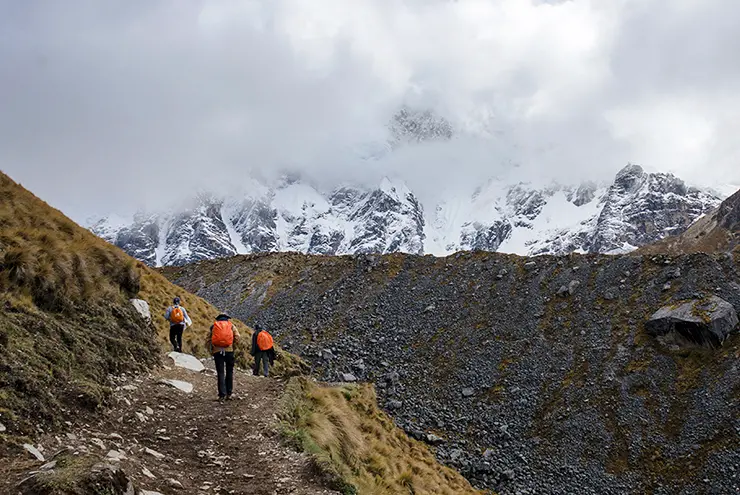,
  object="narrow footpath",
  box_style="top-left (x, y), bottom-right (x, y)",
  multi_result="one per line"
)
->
top-left (2, 354), bottom-right (340, 495)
